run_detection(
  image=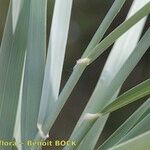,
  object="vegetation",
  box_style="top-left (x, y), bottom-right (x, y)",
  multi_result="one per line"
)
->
top-left (0, 0), bottom-right (149, 150)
